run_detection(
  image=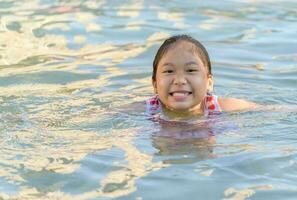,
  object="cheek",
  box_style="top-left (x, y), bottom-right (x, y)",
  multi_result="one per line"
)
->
top-left (191, 75), bottom-right (206, 85)
top-left (192, 76), bottom-right (208, 92)
top-left (156, 76), bottom-right (169, 89)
